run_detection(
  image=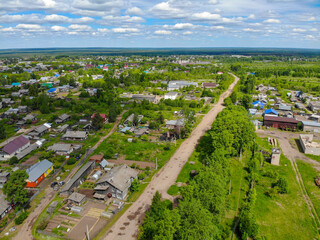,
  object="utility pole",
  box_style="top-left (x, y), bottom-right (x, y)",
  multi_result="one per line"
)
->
top-left (86, 224), bottom-right (90, 240)
top-left (155, 157), bottom-right (158, 170)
